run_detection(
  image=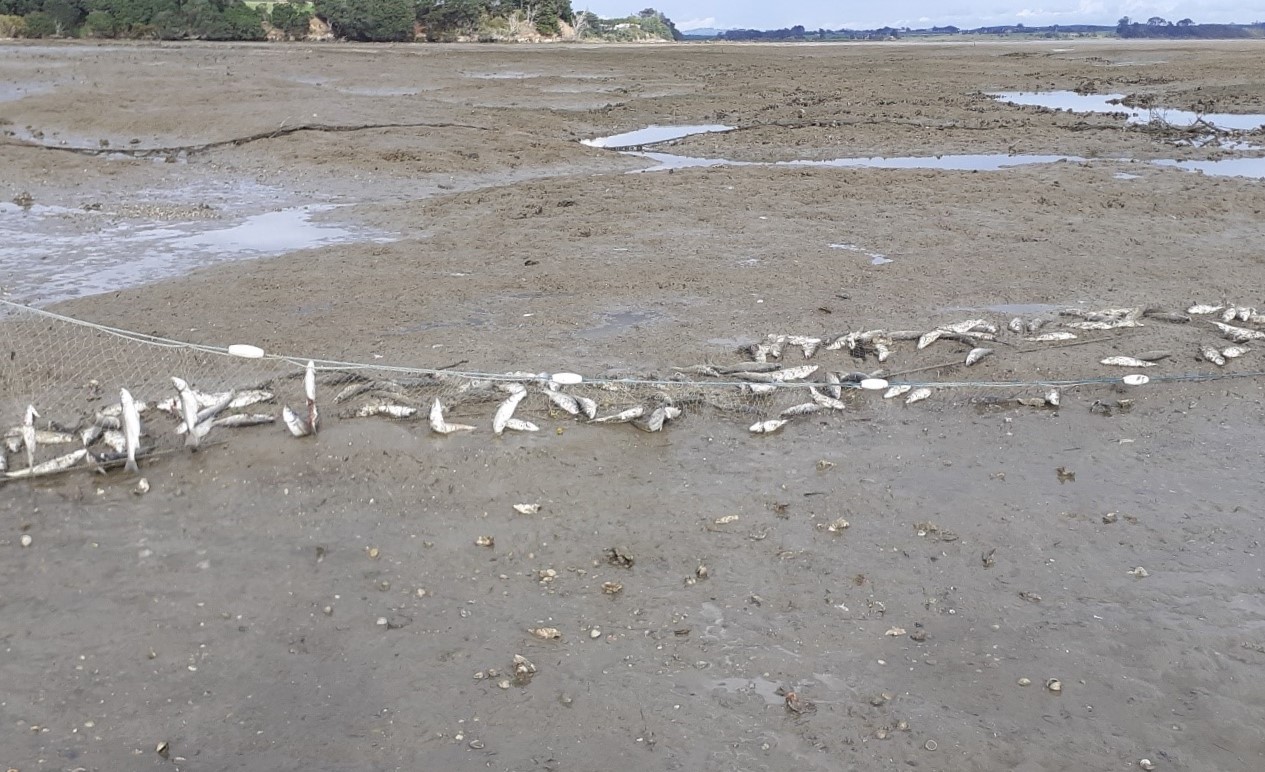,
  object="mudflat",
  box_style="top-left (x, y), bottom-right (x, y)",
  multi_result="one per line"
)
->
top-left (2, 39), bottom-right (1264, 771)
